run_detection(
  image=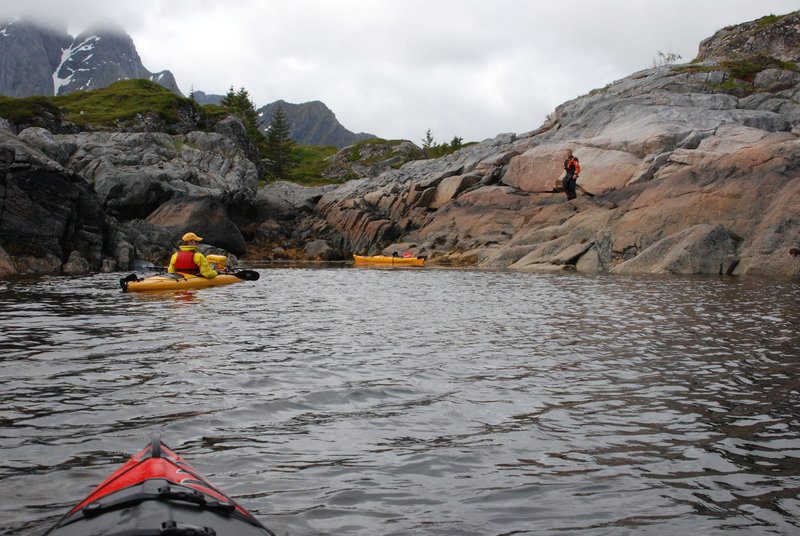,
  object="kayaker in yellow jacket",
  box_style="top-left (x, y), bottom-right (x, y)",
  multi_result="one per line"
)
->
top-left (168, 232), bottom-right (218, 278)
